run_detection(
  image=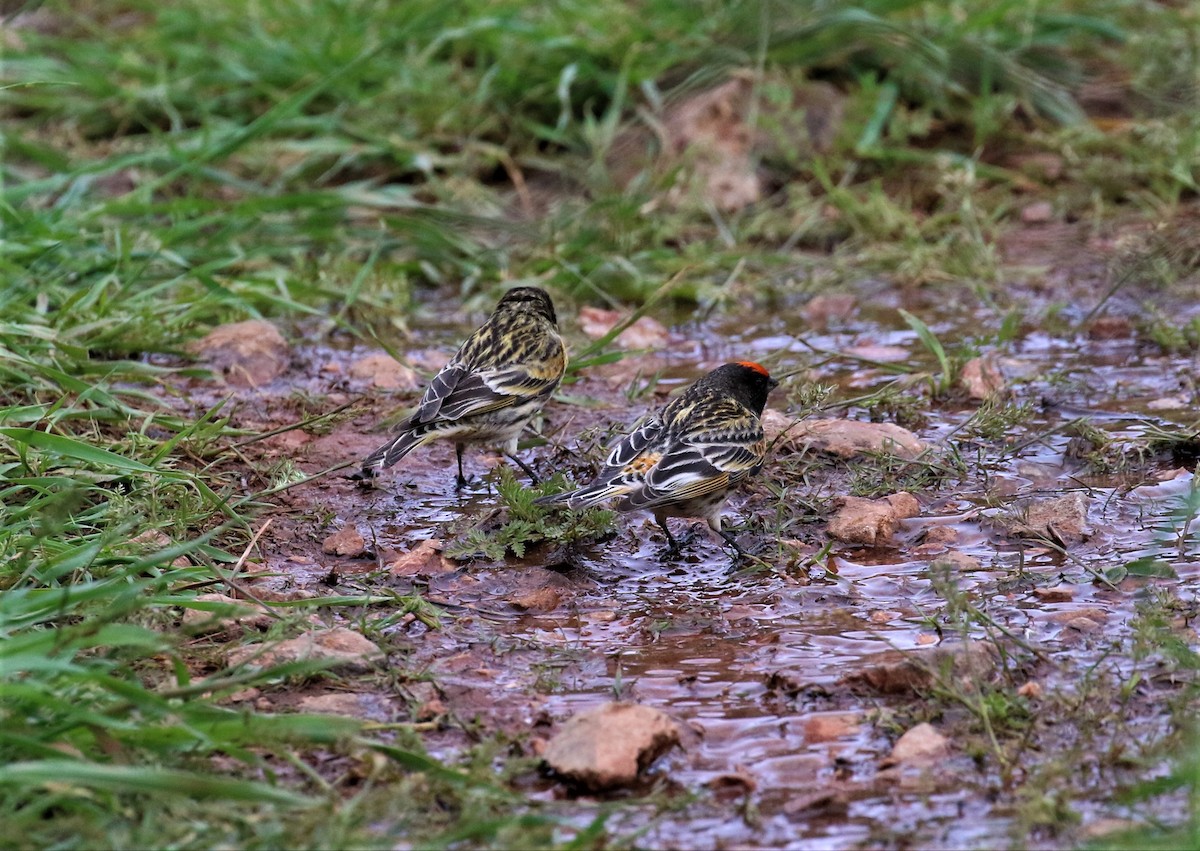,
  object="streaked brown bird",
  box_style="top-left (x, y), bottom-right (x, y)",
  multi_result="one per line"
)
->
top-left (537, 361), bottom-right (778, 554)
top-left (362, 287), bottom-right (566, 486)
